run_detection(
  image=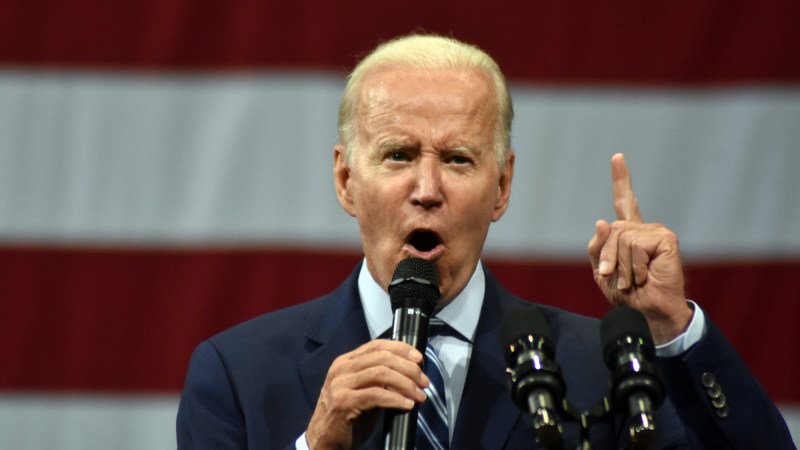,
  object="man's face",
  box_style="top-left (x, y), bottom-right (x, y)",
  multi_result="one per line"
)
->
top-left (334, 66), bottom-right (514, 306)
